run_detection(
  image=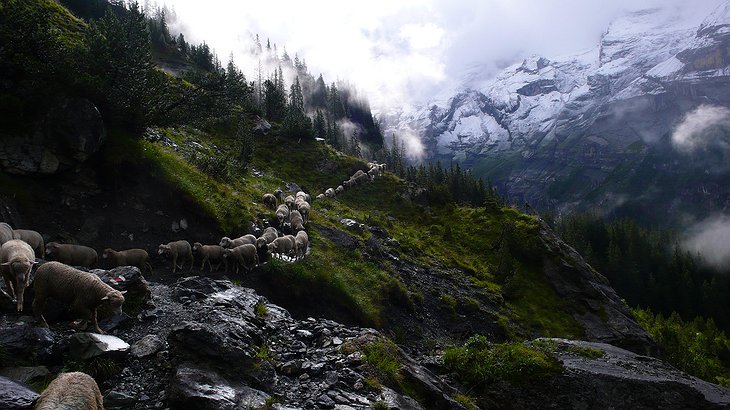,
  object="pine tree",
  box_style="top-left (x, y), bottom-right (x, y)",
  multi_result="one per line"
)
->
top-left (313, 110), bottom-right (326, 140)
